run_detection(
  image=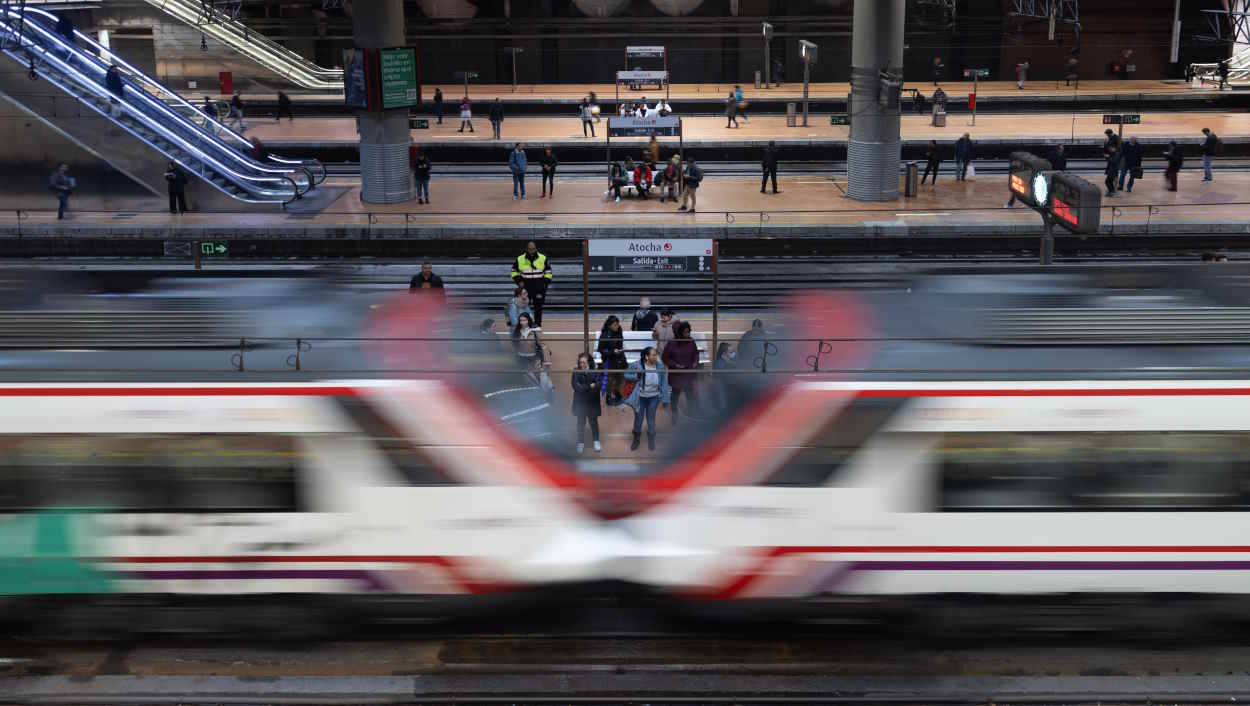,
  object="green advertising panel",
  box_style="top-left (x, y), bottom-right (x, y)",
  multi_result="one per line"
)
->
top-left (379, 47), bottom-right (418, 110)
